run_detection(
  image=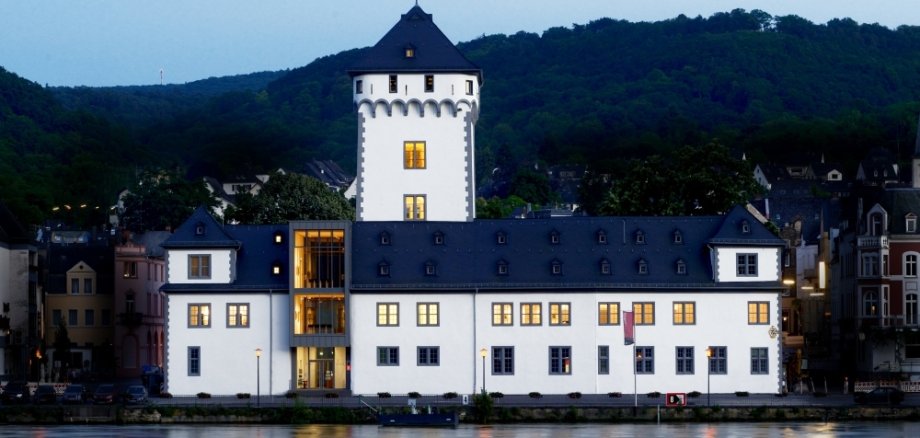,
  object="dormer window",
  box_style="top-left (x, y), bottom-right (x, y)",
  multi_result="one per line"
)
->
top-left (379, 231), bottom-right (391, 246)
top-left (433, 231), bottom-right (445, 246)
top-left (638, 259), bottom-right (648, 275)
top-left (272, 262), bottom-right (283, 276)
top-left (273, 231), bottom-right (284, 244)
top-left (496, 231), bottom-right (507, 245)
top-left (551, 260), bottom-right (563, 275)
top-left (404, 45), bottom-right (416, 58)
top-left (550, 230), bottom-right (561, 245)
top-left (596, 230), bottom-right (607, 245)
top-left (673, 230), bottom-right (683, 244)
top-left (195, 222), bottom-right (206, 236)
top-left (676, 259), bottom-right (687, 275)
top-left (378, 261), bottom-right (390, 277)
top-left (425, 261), bottom-right (437, 276)
top-left (741, 220), bottom-right (751, 234)
top-left (600, 259), bottom-right (611, 275)
top-left (635, 230), bottom-right (645, 245)
top-left (497, 260), bottom-right (509, 276)
top-left (907, 213), bottom-right (917, 233)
